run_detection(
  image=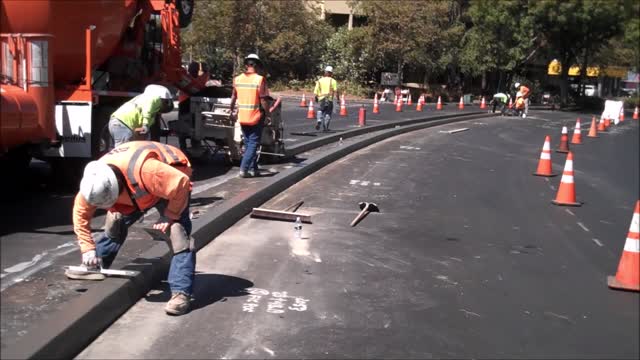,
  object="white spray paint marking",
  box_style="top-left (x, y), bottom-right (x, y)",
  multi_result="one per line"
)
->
top-left (592, 238), bottom-right (604, 247)
top-left (460, 309), bottom-right (481, 317)
top-left (576, 222), bottom-right (590, 232)
top-left (262, 347), bottom-right (275, 357)
top-left (565, 209), bottom-right (575, 216)
top-left (373, 182), bottom-right (381, 186)
top-left (360, 181), bottom-right (370, 186)
top-left (242, 288), bottom-right (309, 315)
top-left (435, 275), bottom-right (458, 285)
top-left (599, 220), bottom-right (613, 225)
top-left (349, 180), bottom-right (360, 185)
